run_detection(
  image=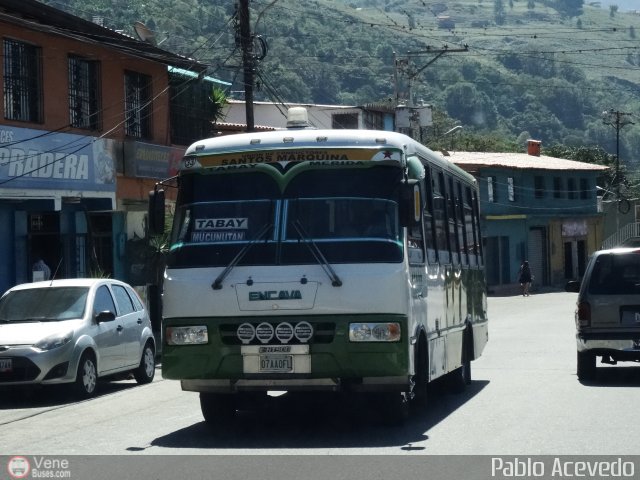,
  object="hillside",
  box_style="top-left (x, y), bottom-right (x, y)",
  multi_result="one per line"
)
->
top-left (40, 0), bottom-right (640, 163)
